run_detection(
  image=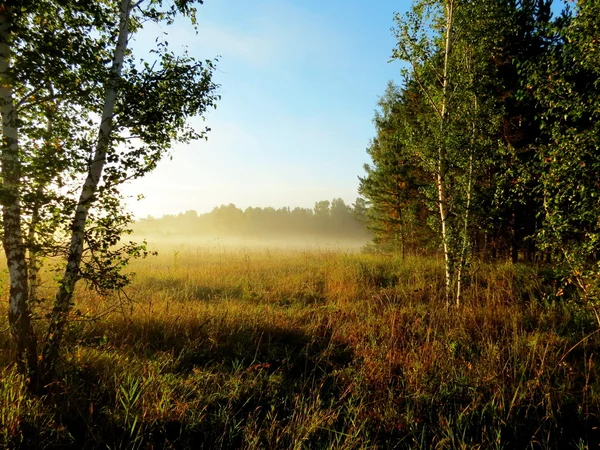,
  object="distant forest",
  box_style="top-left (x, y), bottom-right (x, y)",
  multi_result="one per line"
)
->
top-left (133, 199), bottom-right (371, 240)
